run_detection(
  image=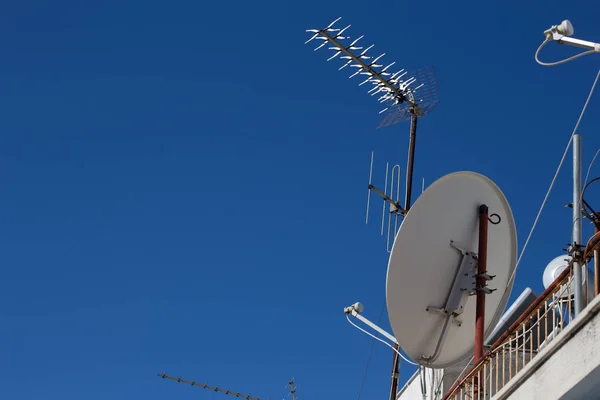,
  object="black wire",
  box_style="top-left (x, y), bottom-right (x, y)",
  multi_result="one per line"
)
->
top-left (356, 299), bottom-right (386, 400)
top-left (581, 176), bottom-right (600, 228)
top-left (582, 198), bottom-right (596, 222)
